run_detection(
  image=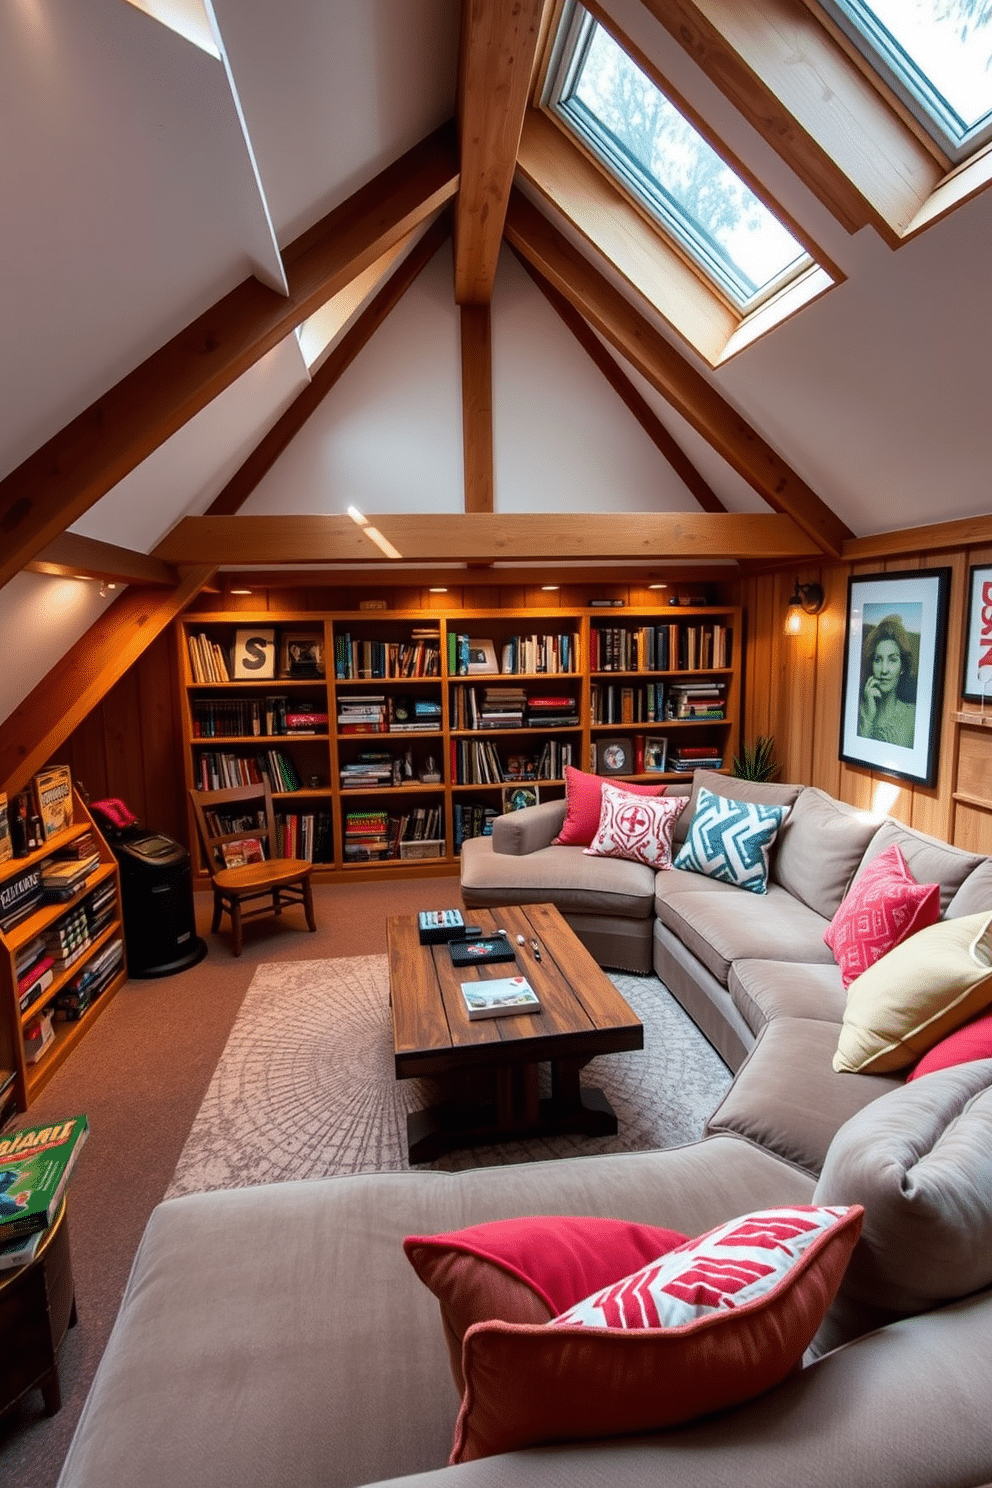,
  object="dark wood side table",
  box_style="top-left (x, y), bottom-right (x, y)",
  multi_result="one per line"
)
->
top-left (0, 1197), bottom-right (77, 1416)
